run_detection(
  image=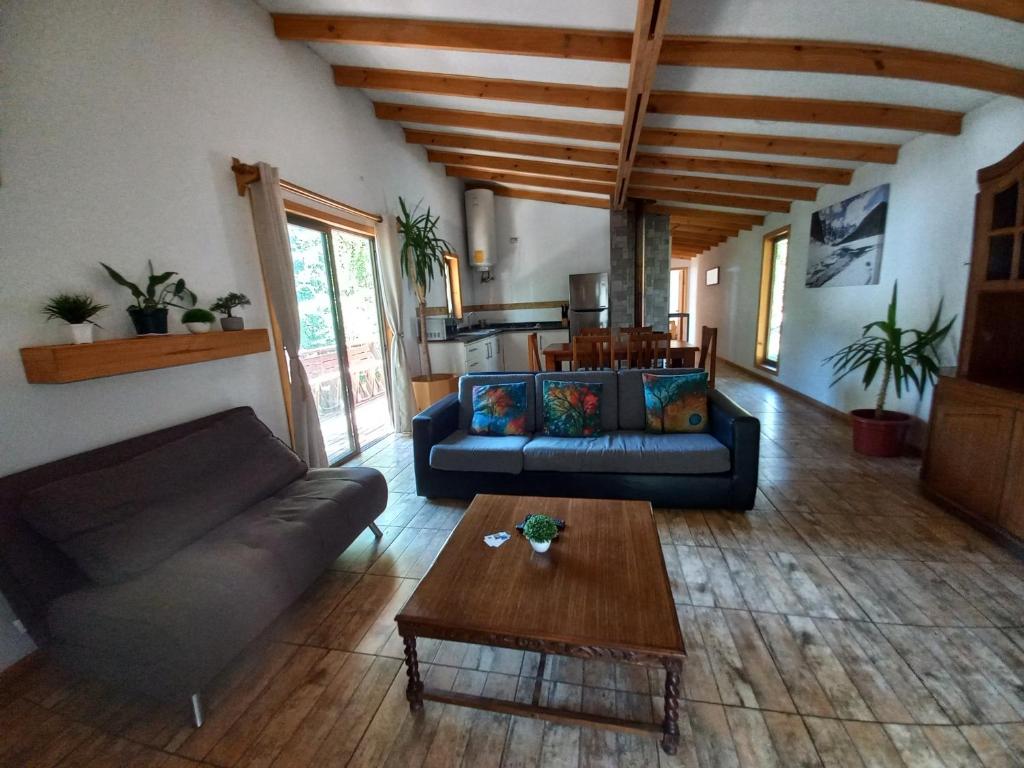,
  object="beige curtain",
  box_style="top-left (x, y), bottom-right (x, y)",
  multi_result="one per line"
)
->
top-left (375, 214), bottom-right (415, 433)
top-left (248, 162), bottom-right (329, 466)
